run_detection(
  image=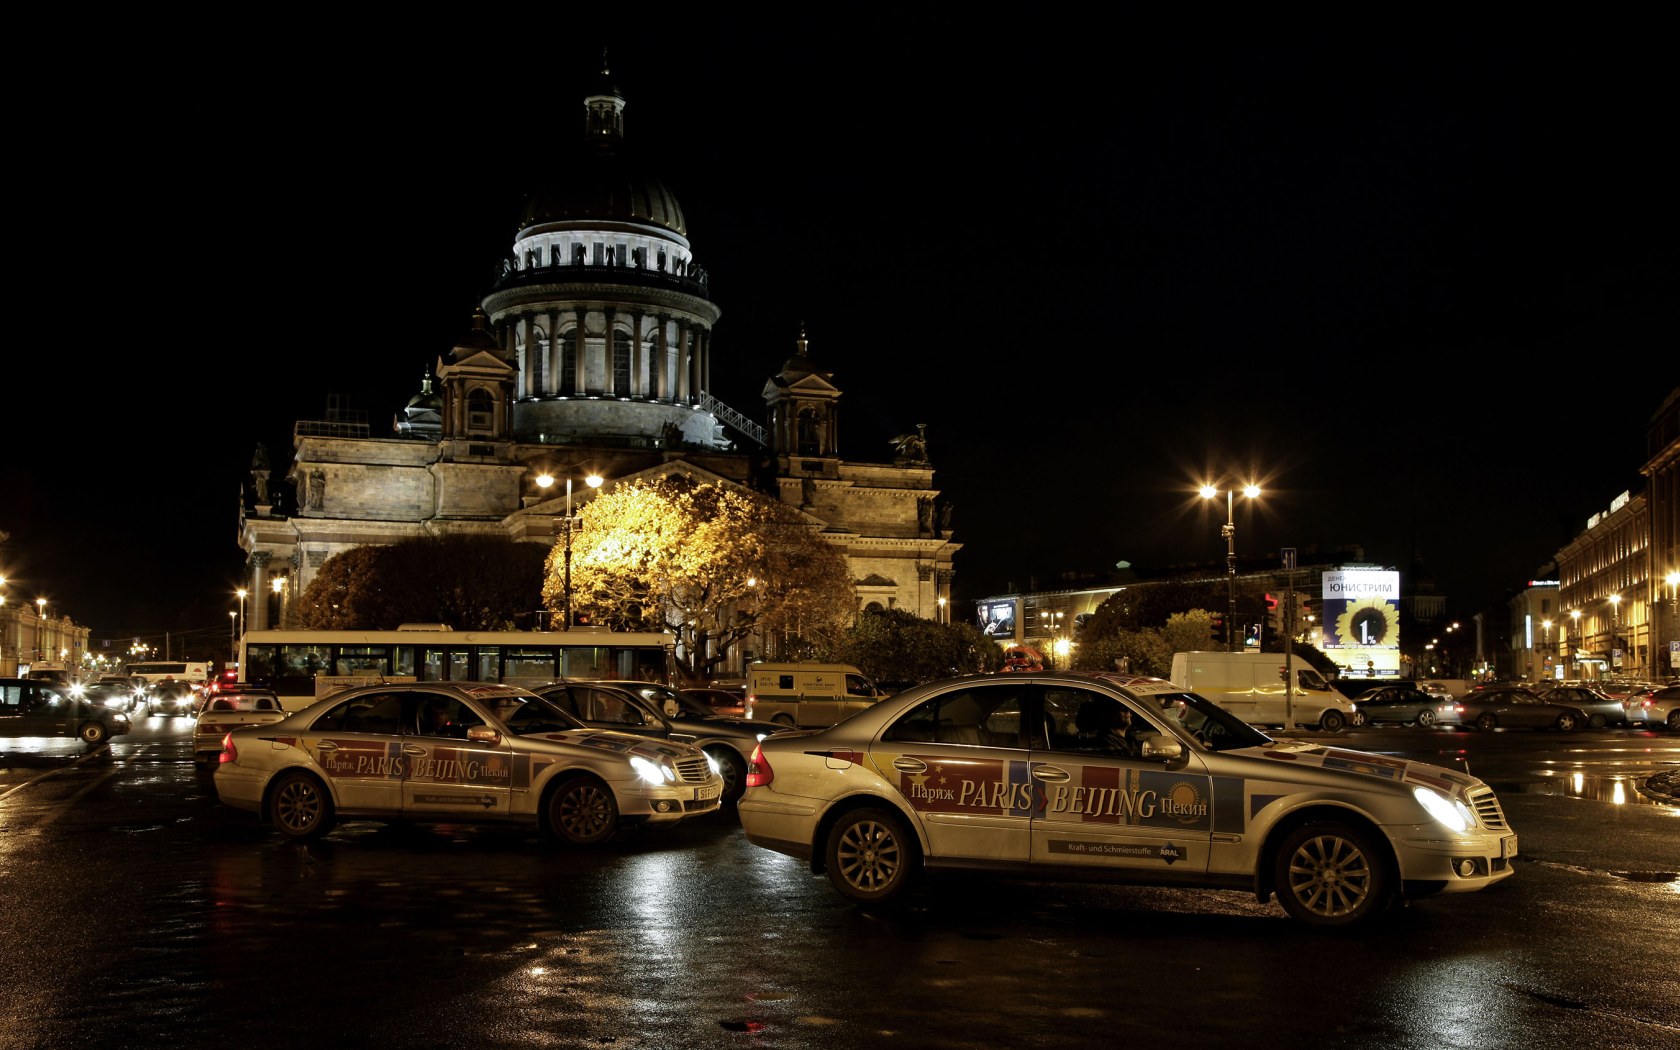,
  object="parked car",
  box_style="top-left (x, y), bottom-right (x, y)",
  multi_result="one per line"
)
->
top-left (683, 686), bottom-right (745, 718)
top-left (1349, 685), bottom-right (1463, 728)
top-left (148, 679), bottom-right (199, 717)
top-left (1625, 685), bottom-right (1680, 731)
top-left (1417, 681), bottom-right (1456, 702)
top-left (213, 681), bottom-right (723, 843)
top-left (737, 670), bottom-right (1518, 928)
top-left (1534, 684), bottom-right (1626, 729)
top-left (193, 687), bottom-right (287, 765)
top-left (82, 680), bottom-right (146, 714)
top-left (537, 679), bottom-right (779, 803)
top-left (0, 677), bottom-right (132, 746)
top-left (1455, 686), bottom-right (1589, 732)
